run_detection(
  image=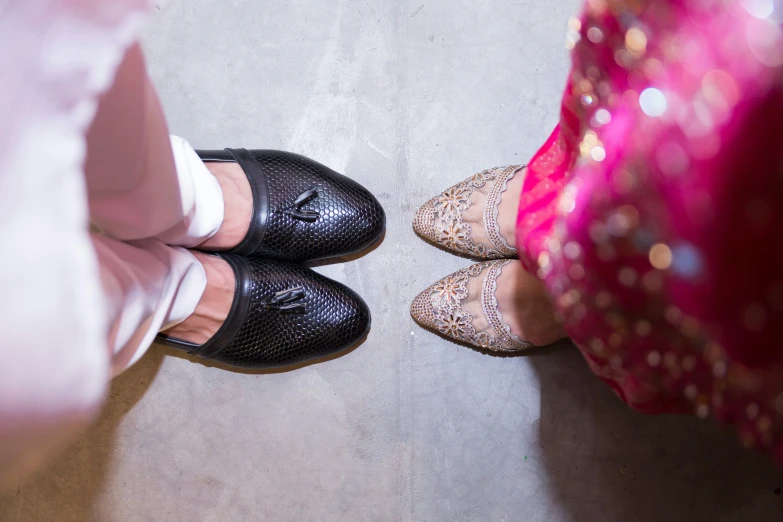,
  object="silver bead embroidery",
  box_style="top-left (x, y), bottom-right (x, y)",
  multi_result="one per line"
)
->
top-left (411, 260), bottom-right (532, 352)
top-left (413, 166), bottom-right (524, 259)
